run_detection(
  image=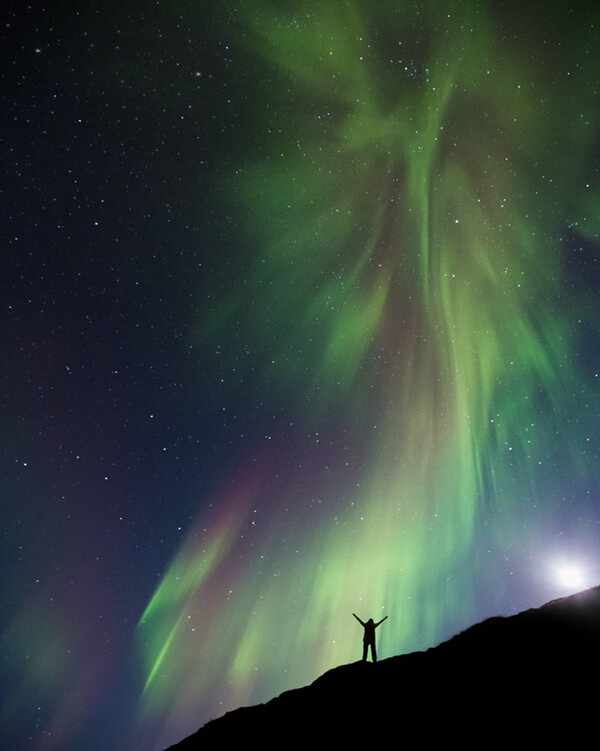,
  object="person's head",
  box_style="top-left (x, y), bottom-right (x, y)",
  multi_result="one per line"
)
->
top-left (367, 618), bottom-right (374, 624)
